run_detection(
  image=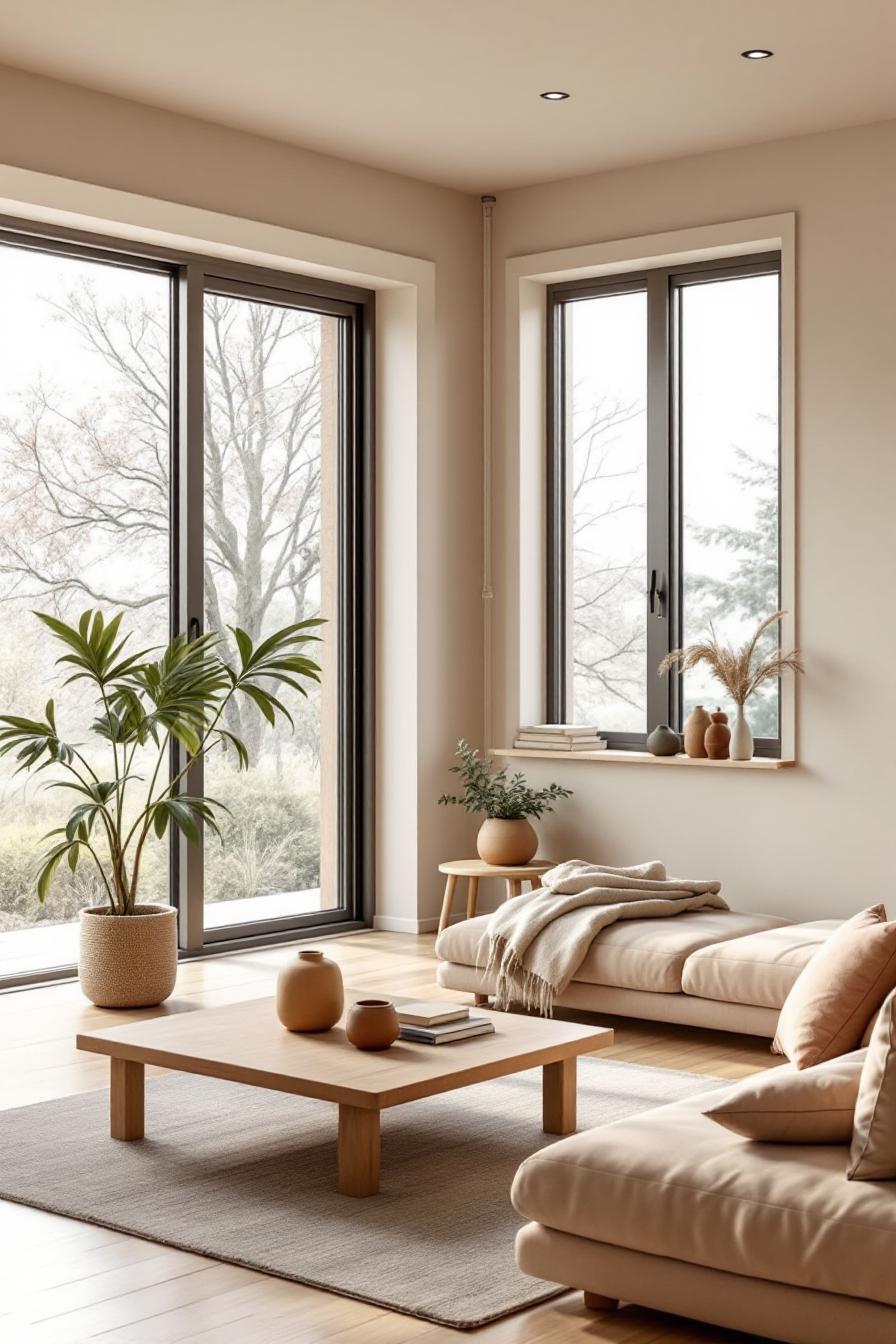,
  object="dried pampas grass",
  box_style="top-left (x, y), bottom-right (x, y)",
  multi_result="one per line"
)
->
top-left (659, 611), bottom-right (803, 707)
